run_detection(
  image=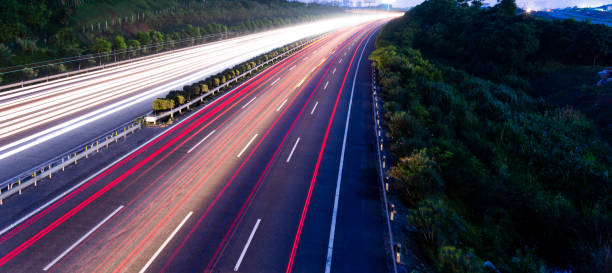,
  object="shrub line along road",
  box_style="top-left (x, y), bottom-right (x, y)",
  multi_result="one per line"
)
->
top-left (0, 16), bottom-right (395, 273)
